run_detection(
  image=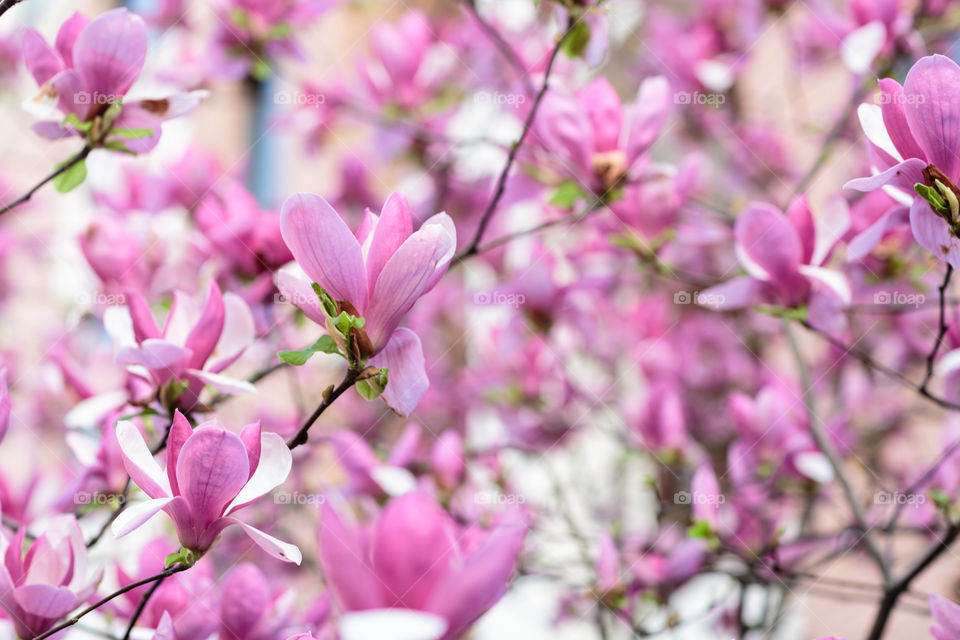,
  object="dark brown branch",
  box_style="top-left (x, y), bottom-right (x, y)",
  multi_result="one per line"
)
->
top-left (286, 368), bottom-right (361, 449)
top-left (0, 146), bottom-right (92, 217)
